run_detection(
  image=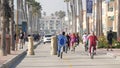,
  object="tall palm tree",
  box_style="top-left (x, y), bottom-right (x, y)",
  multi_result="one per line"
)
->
top-left (99, 0), bottom-right (103, 36)
top-left (26, 0), bottom-right (42, 34)
top-left (70, 0), bottom-right (77, 33)
top-left (10, 0), bottom-right (15, 51)
top-left (78, 0), bottom-right (83, 36)
top-left (96, 0), bottom-right (102, 36)
top-left (117, 0), bottom-right (120, 38)
top-left (0, 0), bottom-right (9, 56)
top-left (64, 0), bottom-right (70, 32)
